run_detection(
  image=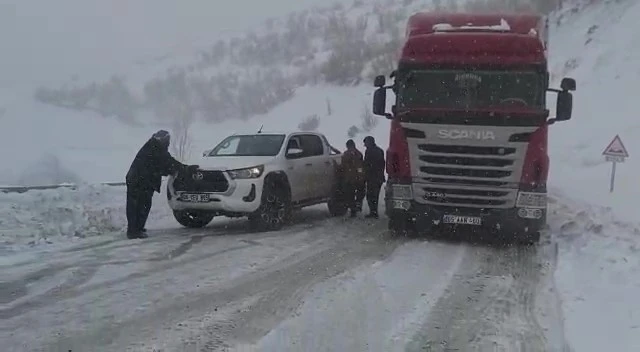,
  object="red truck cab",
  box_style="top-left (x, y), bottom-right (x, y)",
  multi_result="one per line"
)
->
top-left (372, 12), bottom-right (576, 243)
